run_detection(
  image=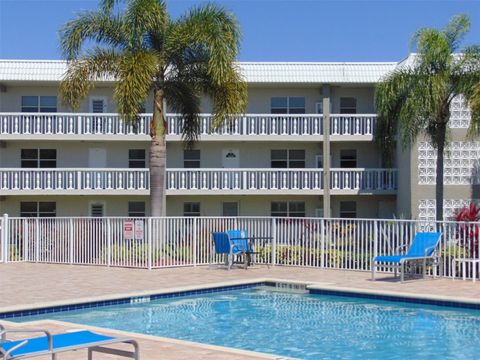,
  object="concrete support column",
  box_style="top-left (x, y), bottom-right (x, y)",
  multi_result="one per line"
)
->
top-left (322, 84), bottom-right (331, 218)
